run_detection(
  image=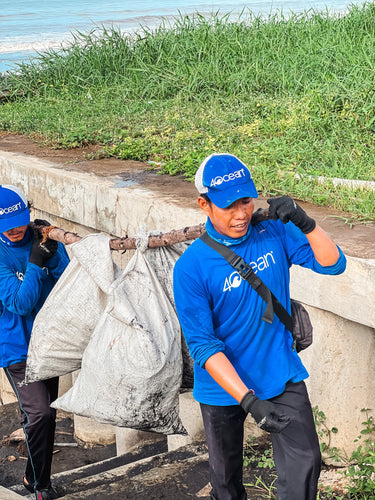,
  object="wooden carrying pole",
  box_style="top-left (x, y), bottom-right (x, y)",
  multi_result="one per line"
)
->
top-left (38, 223), bottom-right (206, 251)
top-left (36, 208), bottom-right (270, 251)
